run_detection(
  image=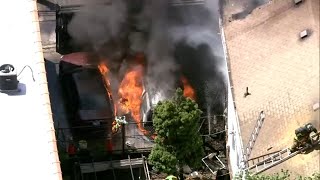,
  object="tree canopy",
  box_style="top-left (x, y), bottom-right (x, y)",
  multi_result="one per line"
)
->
top-left (148, 88), bottom-right (204, 175)
top-left (236, 170), bottom-right (320, 180)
